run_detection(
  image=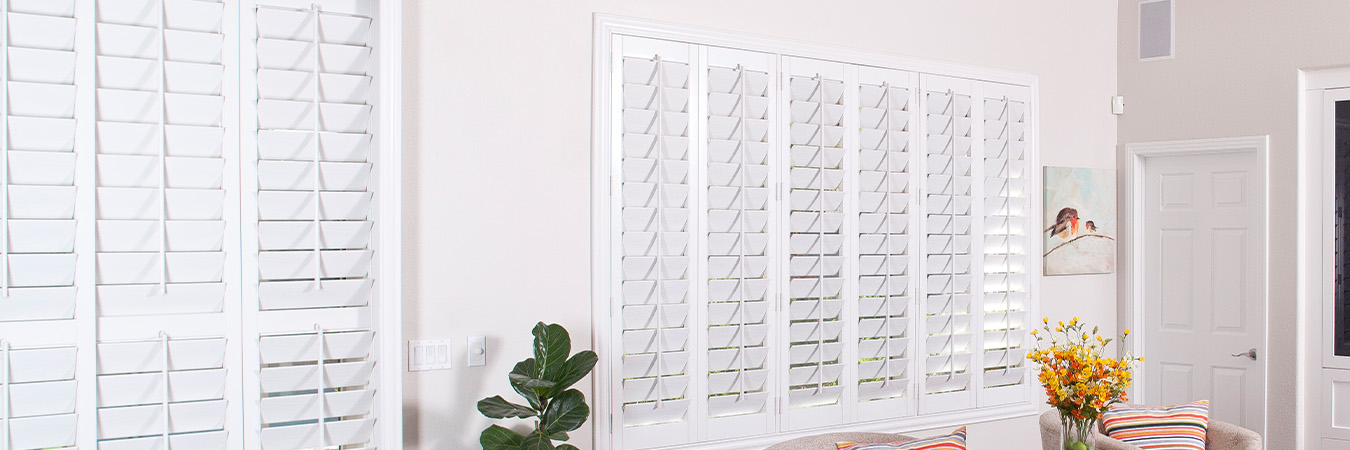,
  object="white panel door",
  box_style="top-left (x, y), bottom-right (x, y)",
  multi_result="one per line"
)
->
top-left (1142, 149), bottom-right (1264, 433)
